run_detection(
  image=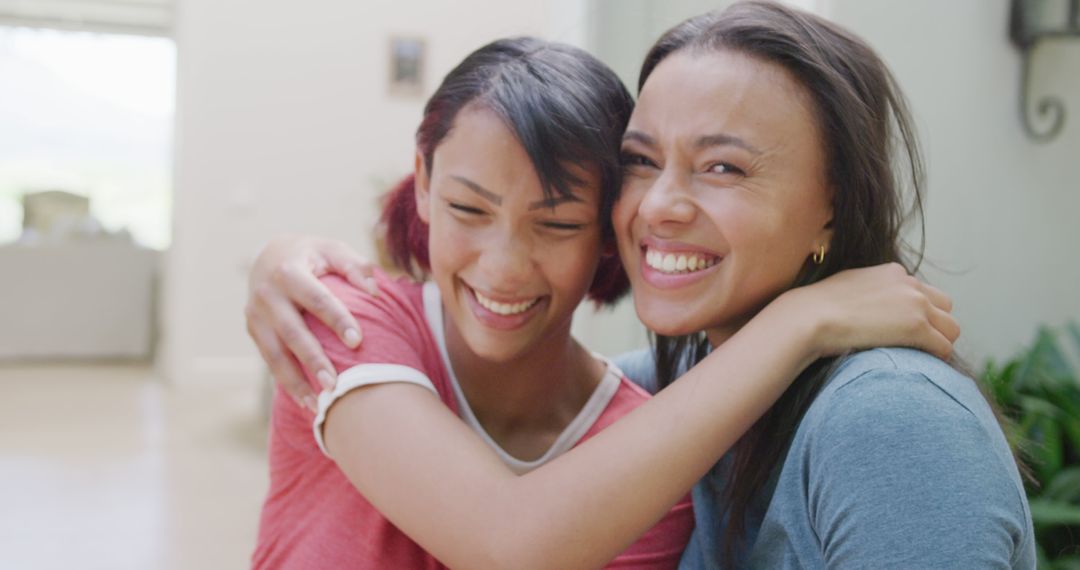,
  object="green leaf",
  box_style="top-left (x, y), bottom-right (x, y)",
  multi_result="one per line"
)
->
top-left (1046, 387), bottom-right (1080, 417)
top-left (1018, 328), bottom-right (1073, 391)
top-left (1037, 542), bottom-right (1054, 570)
top-left (1041, 388), bottom-right (1080, 456)
top-left (982, 359), bottom-right (1013, 406)
top-left (982, 323), bottom-right (1080, 566)
top-left (1030, 498), bottom-right (1080, 526)
top-left (1066, 321), bottom-right (1080, 361)
top-left (1054, 556), bottom-right (1080, 570)
top-left (1037, 418), bottom-right (1064, 482)
top-left (1021, 395), bottom-right (1064, 418)
top-left (1043, 468), bottom-right (1080, 502)
top-left (1061, 417), bottom-right (1080, 458)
